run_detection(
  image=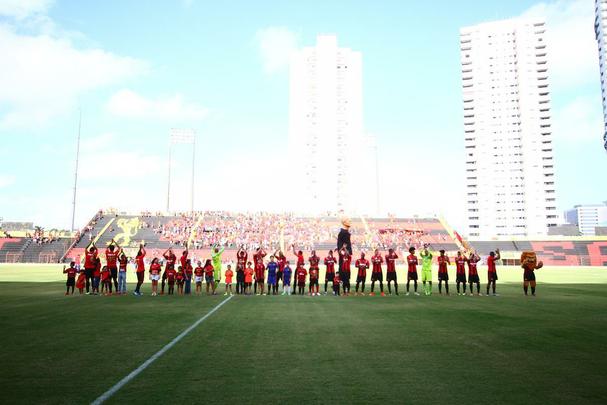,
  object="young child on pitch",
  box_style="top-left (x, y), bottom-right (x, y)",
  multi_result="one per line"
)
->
top-left (224, 264), bottom-right (234, 296)
top-left (100, 265), bottom-right (111, 295)
top-left (76, 266), bottom-right (86, 295)
top-left (63, 262), bottom-right (77, 295)
top-left (149, 258), bottom-right (162, 296)
top-left (203, 259), bottom-right (214, 295)
top-left (282, 261), bottom-right (292, 295)
top-left (244, 261), bottom-right (254, 295)
top-left (92, 258), bottom-right (102, 295)
top-left (166, 265), bottom-right (177, 295)
top-left (176, 266), bottom-right (185, 295)
top-left (194, 261), bottom-right (204, 295)
top-left (296, 263), bottom-right (307, 295)
top-left (333, 272), bottom-right (341, 296)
